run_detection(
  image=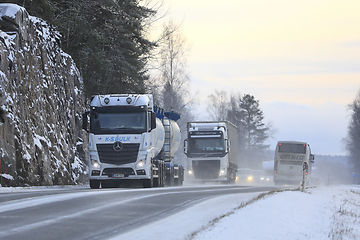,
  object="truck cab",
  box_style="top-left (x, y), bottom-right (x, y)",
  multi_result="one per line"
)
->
top-left (184, 121), bottom-right (238, 183)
